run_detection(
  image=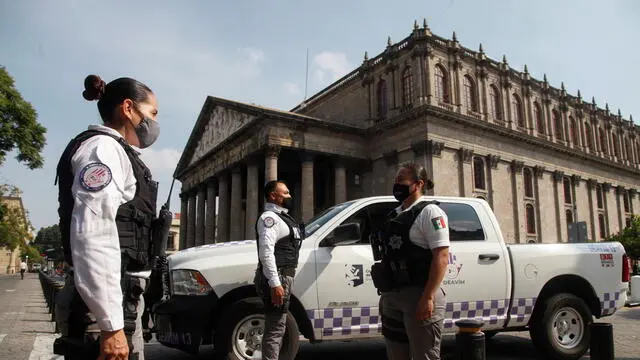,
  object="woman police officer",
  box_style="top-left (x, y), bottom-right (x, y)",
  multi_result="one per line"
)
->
top-left (55, 74), bottom-right (160, 360)
top-left (373, 162), bottom-right (450, 360)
